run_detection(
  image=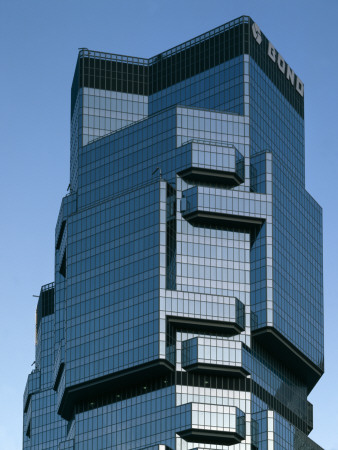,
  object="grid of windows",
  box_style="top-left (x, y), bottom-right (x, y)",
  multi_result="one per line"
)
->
top-left (24, 15), bottom-right (323, 450)
top-left (249, 59), bottom-right (323, 367)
